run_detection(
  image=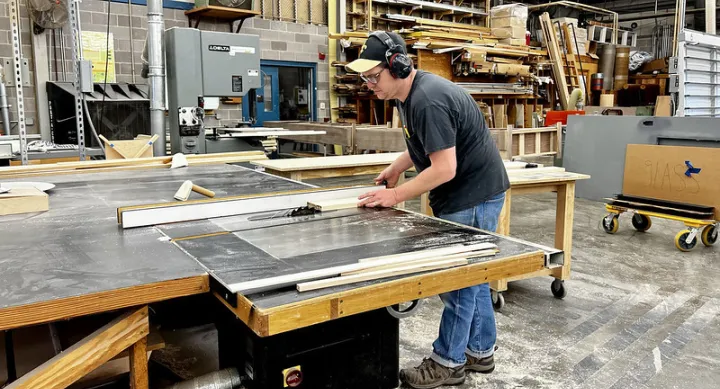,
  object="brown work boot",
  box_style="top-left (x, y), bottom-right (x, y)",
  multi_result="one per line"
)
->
top-left (465, 353), bottom-right (495, 374)
top-left (399, 358), bottom-right (465, 389)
